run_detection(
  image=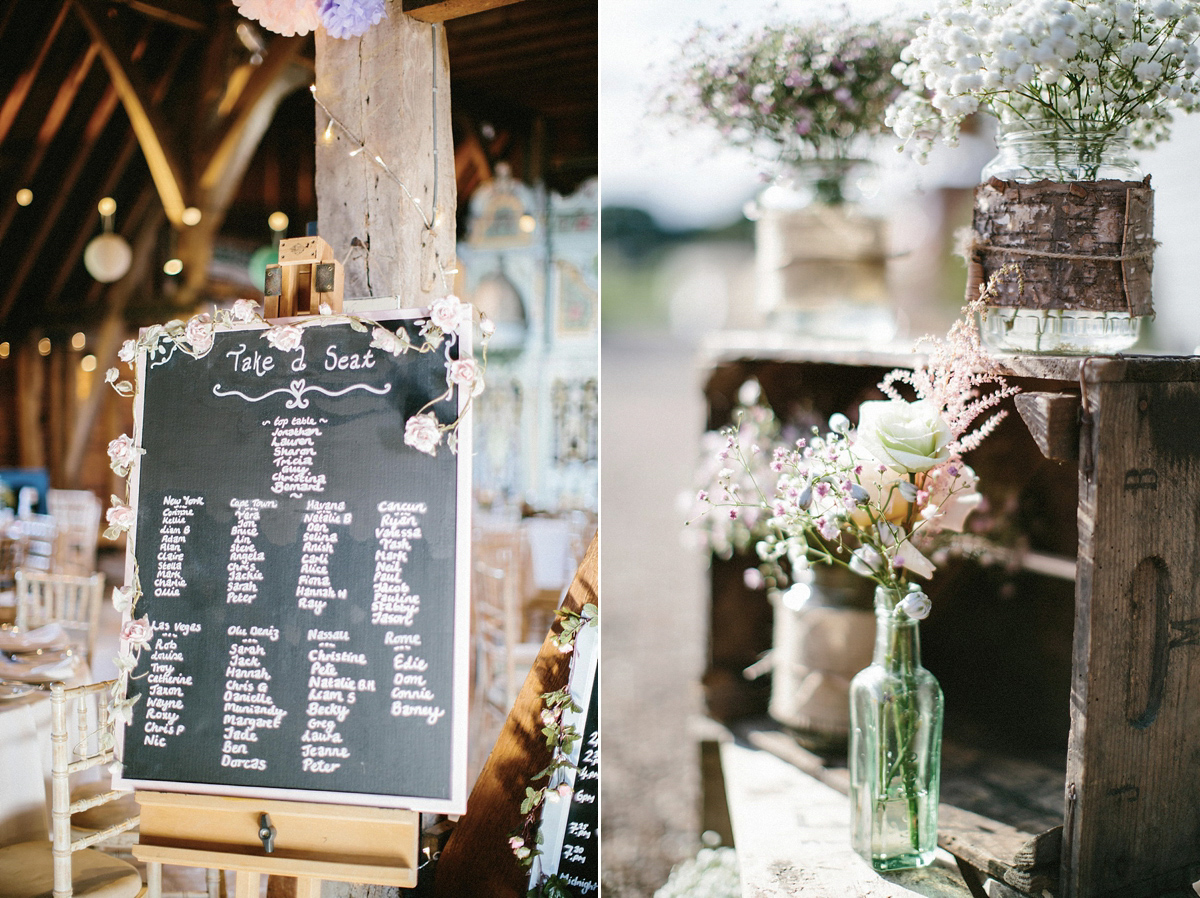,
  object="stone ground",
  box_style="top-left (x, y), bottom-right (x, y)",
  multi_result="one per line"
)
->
top-left (600, 333), bottom-right (713, 897)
